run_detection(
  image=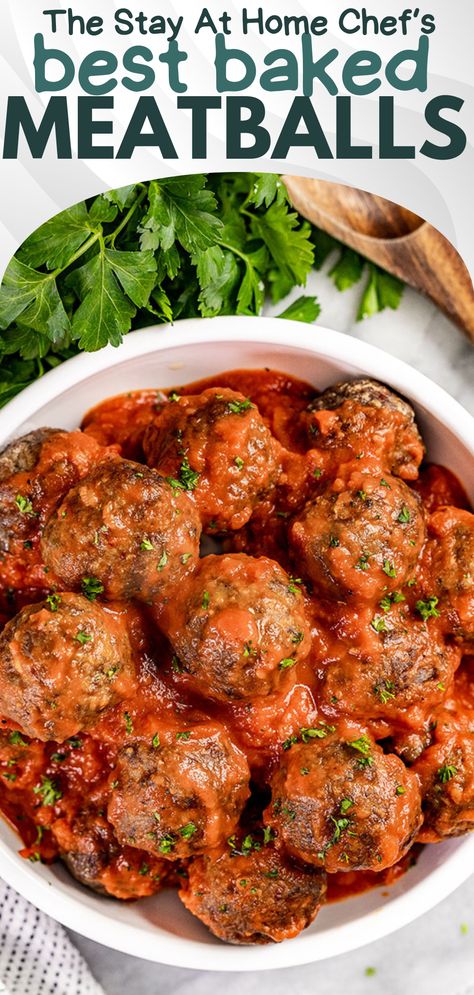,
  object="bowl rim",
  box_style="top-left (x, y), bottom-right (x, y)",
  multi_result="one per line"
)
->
top-left (0, 315), bottom-right (473, 972)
